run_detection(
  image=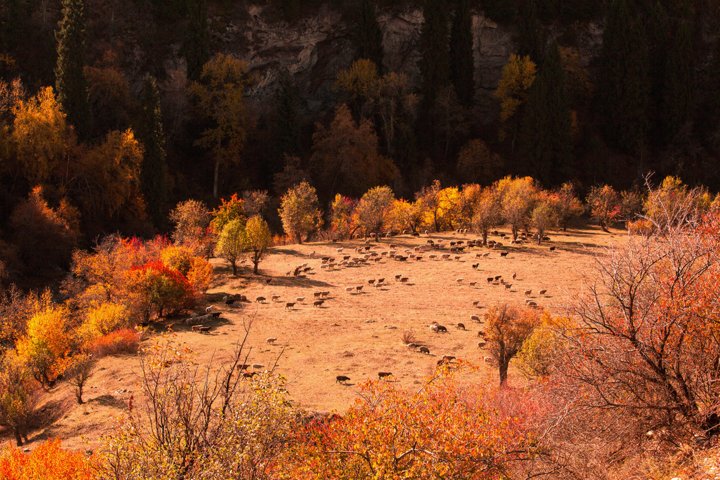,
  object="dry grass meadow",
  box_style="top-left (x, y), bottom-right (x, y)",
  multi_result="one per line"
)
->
top-left (6, 226), bottom-right (628, 451)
